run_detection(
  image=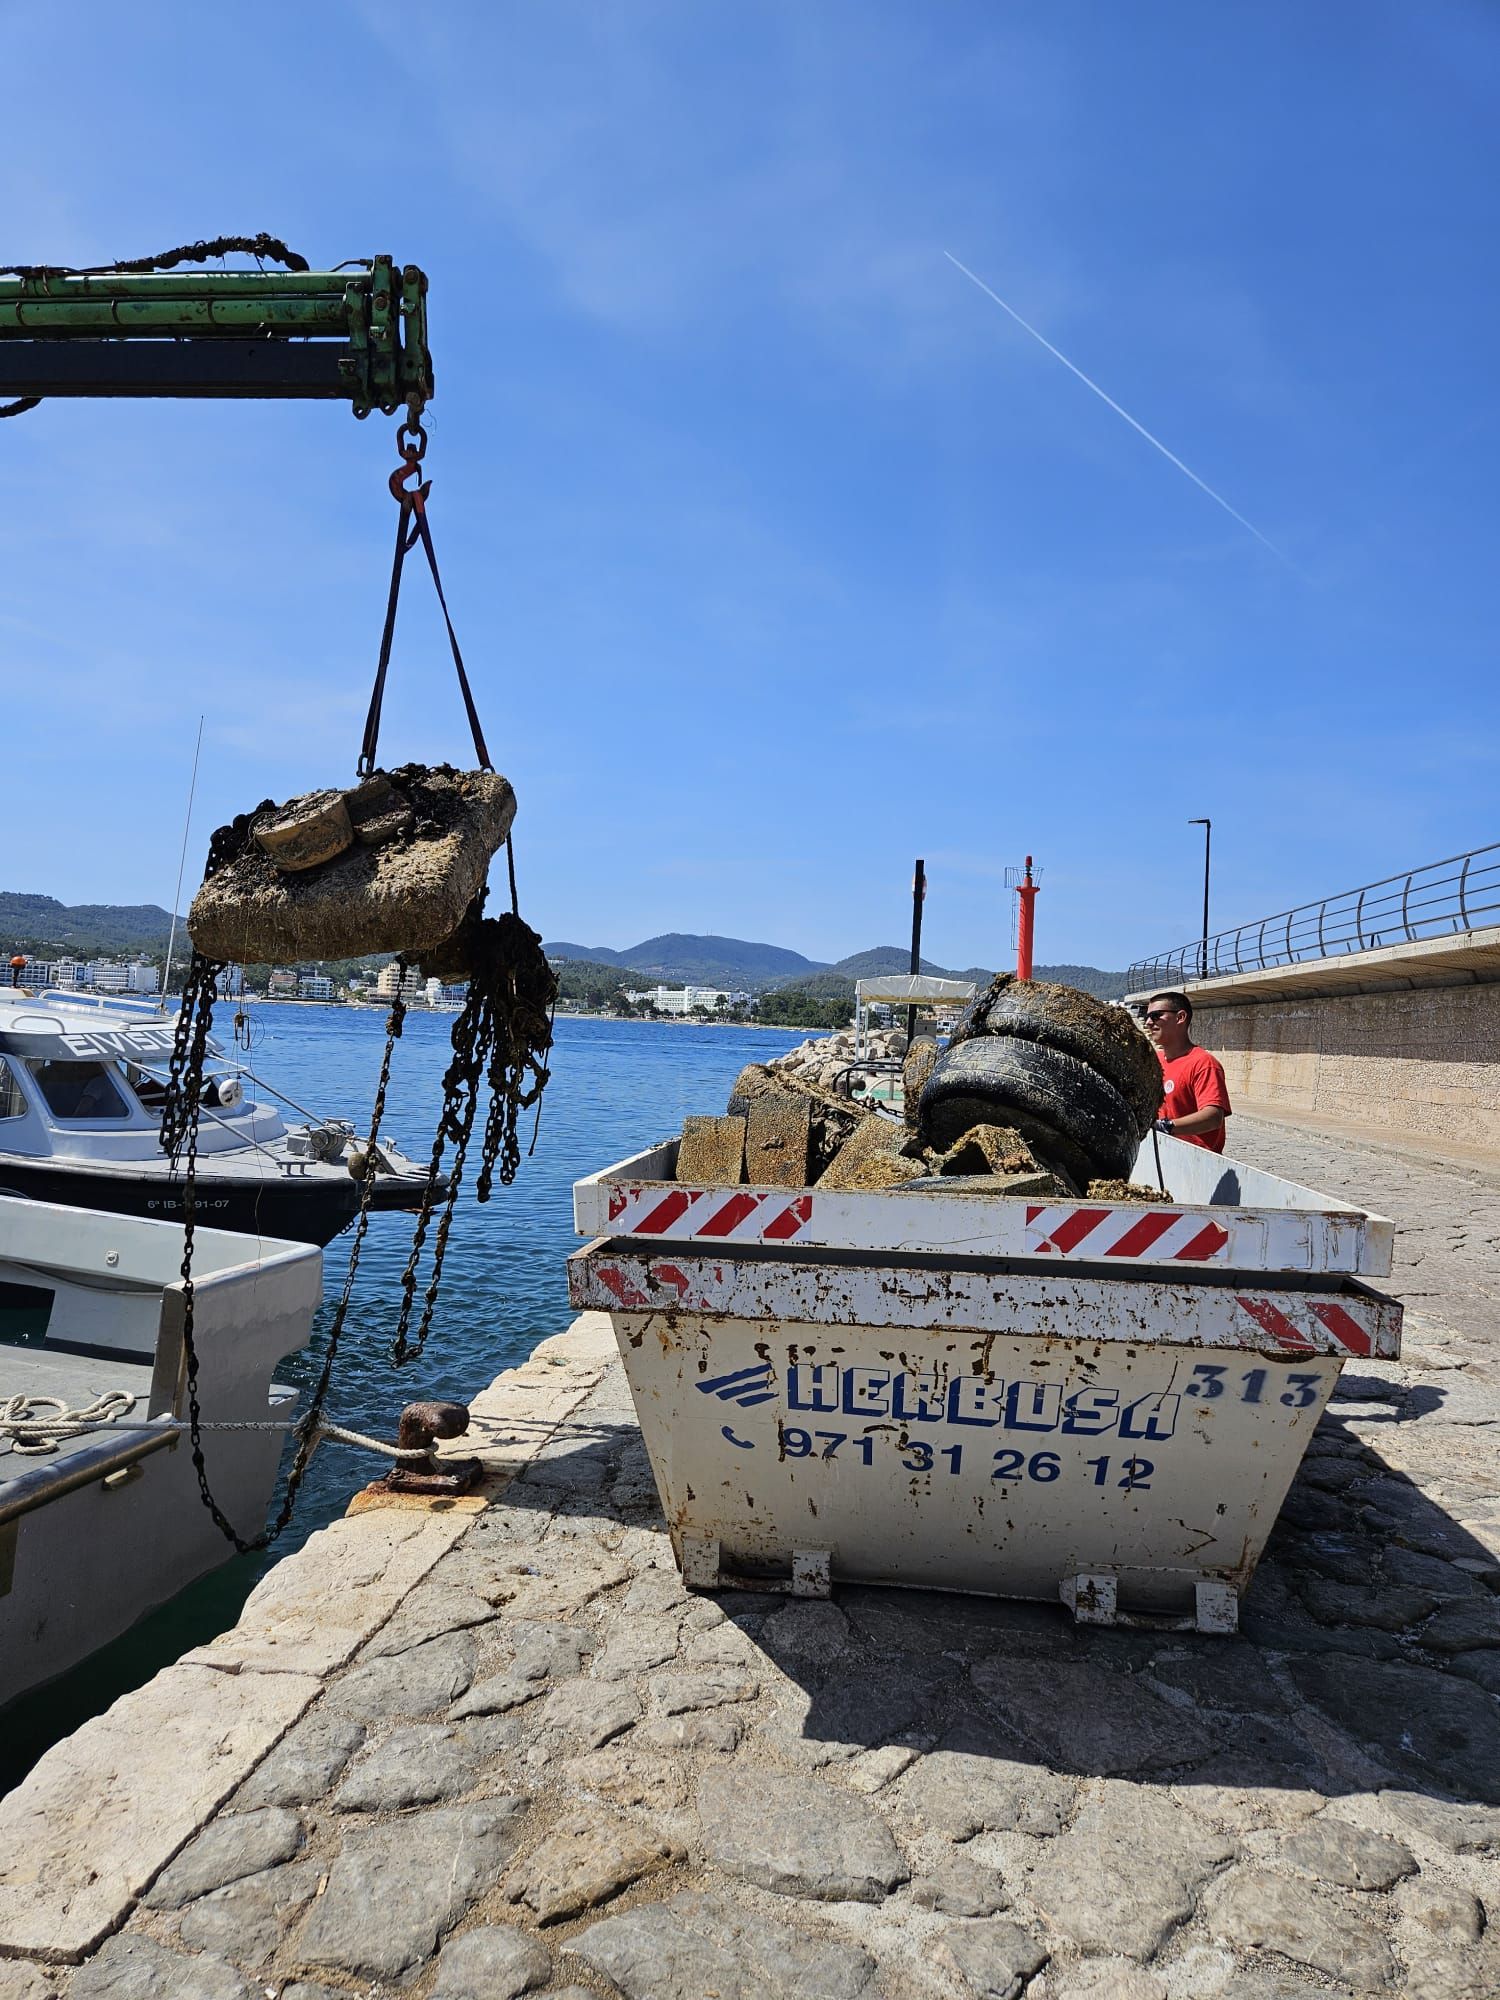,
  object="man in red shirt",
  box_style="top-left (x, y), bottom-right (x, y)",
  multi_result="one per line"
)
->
top-left (1142, 990), bottom-right (1231, 1153)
